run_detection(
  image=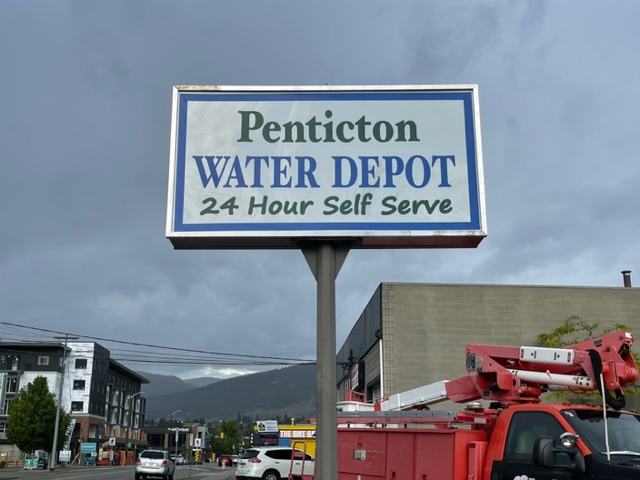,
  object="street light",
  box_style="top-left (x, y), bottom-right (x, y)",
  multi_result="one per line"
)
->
top-left (170, 410), bottom-right (182, 460)
top-left (123, 391), bottom-right (144, 466)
